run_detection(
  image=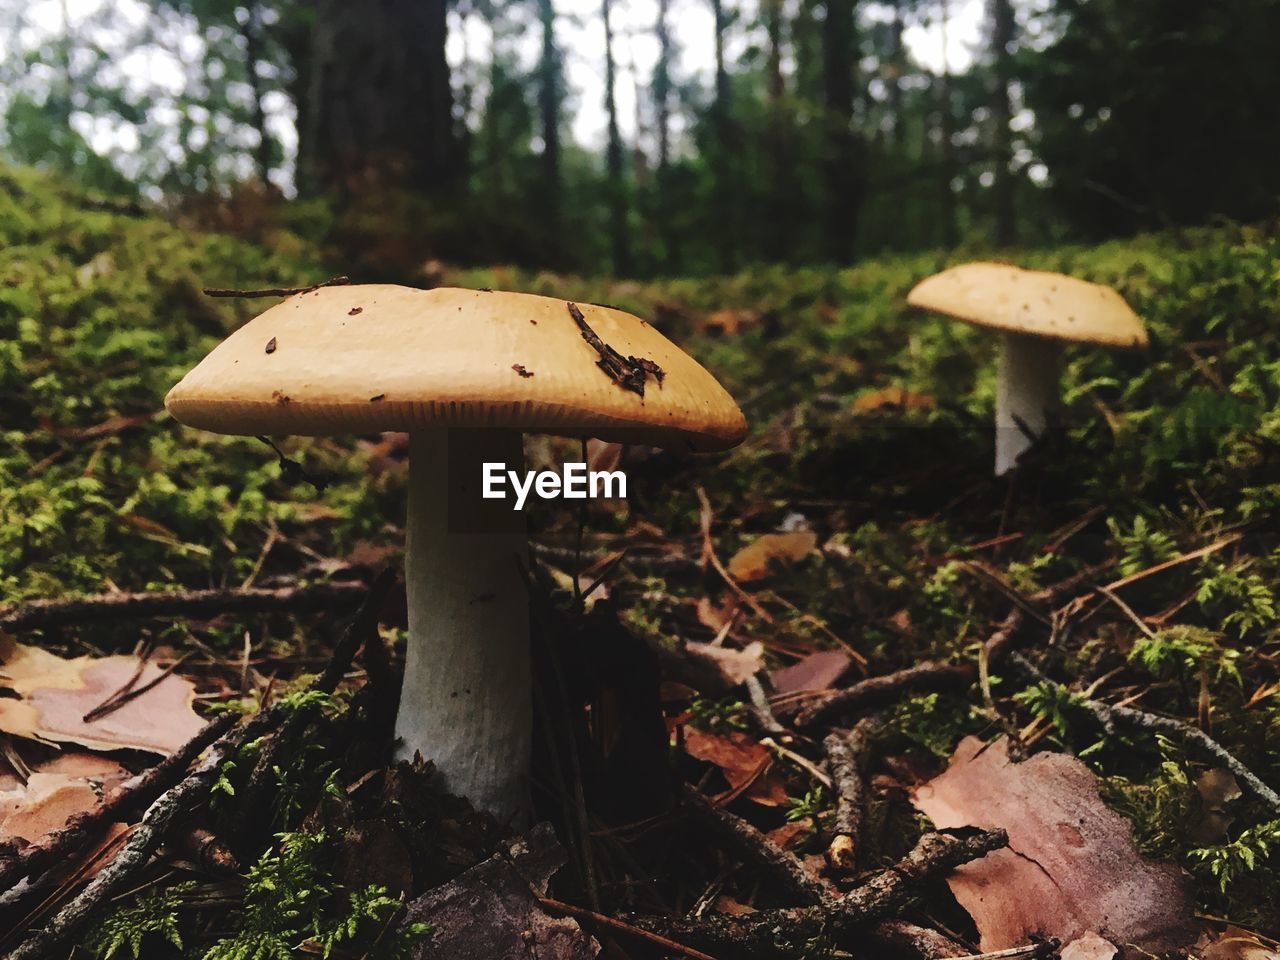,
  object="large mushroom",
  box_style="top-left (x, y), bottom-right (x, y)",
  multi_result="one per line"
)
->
top-left (166, 285), bottom-right (746, 821)
top-left (906, 262), bottom-right (1147, 475)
